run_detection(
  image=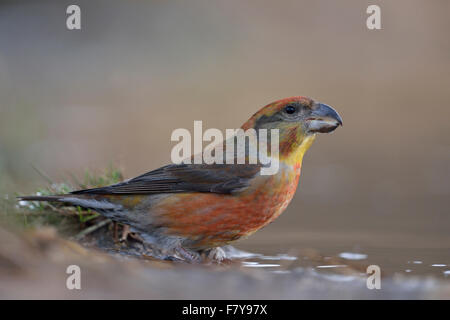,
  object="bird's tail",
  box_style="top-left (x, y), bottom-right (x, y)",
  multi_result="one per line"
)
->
top-left (18, 194), bottom-right (122, 214)
top-left (18, 195), bottom-right (67, 202)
